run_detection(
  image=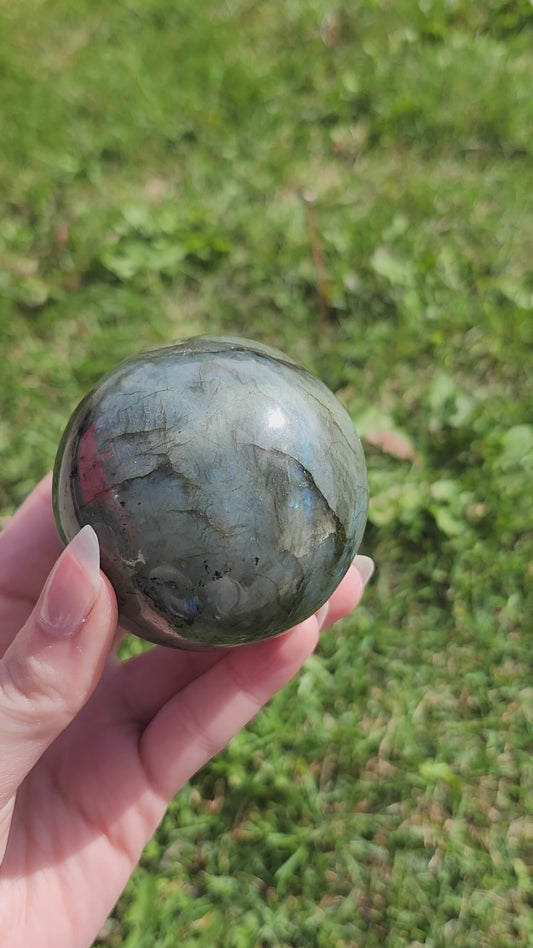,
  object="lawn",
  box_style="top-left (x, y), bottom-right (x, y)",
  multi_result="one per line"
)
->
top-left (1, 1), bottom-right (532, 945)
